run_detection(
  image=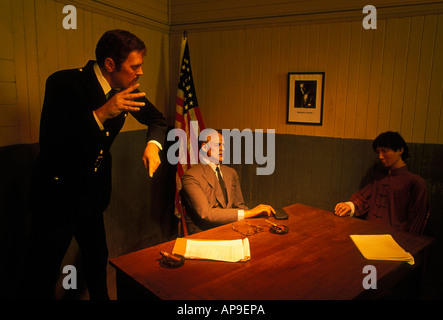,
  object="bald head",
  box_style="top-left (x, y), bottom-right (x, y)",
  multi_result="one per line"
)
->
top-left (200, 130), bottom-right (224, 164)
